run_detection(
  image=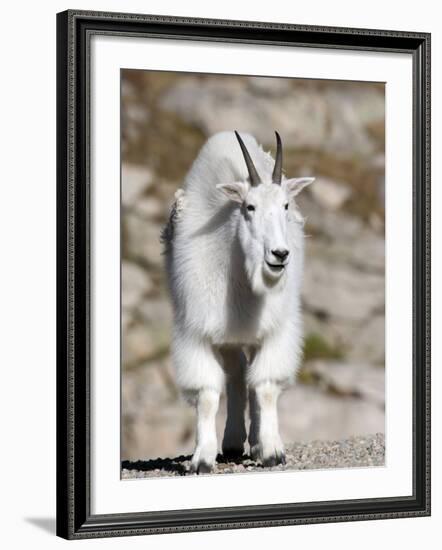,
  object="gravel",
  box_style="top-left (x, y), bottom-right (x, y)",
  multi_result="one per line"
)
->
top-left (121, 433), bottom-right (384, 479)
